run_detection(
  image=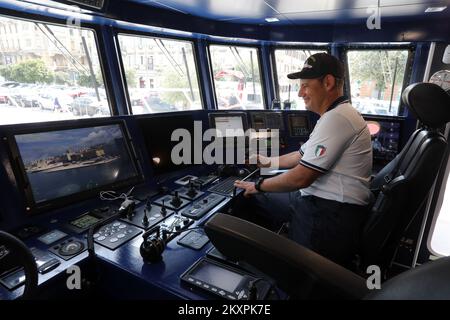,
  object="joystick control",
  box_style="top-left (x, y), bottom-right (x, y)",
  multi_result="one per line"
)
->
top-left (170, 191), bottom-right (182, 208)
top-left (142, 208), bottom-right (149, 227)
top-left (160, 200), bottom-right (167, 216)
top-left (187, 181), bottom-right (198, 198)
